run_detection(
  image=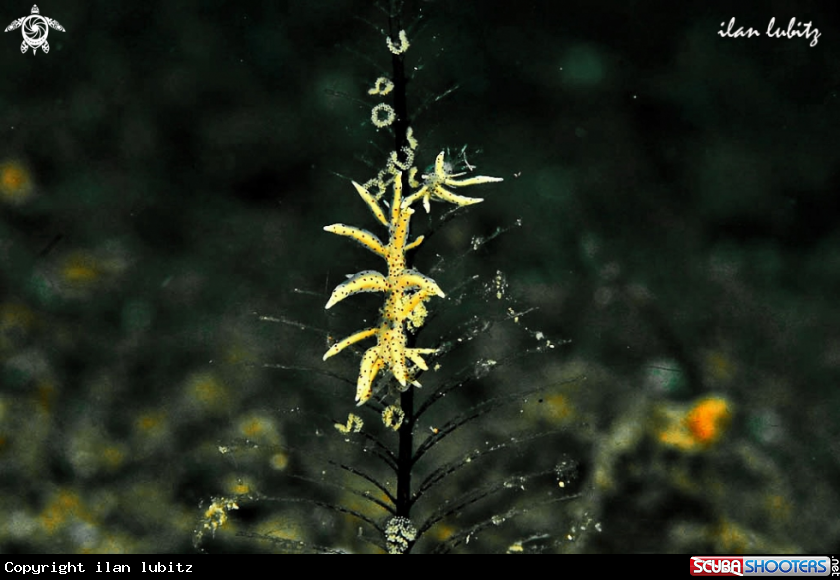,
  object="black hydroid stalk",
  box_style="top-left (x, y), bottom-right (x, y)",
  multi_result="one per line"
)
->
top-left (388, 1), bottom-right (411, 163)
top-left (396, 385), bottom-right (414, 518)
top-left (389, 0), bottom-right (416, 543)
